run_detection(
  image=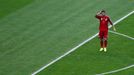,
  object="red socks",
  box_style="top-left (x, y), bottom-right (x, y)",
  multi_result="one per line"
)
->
top-left (100, 40), bottom-right (107, 48)
top-left (100, 40), bottom-right (103, 48)
top-left (104, 40), bottom-right (107, 47)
